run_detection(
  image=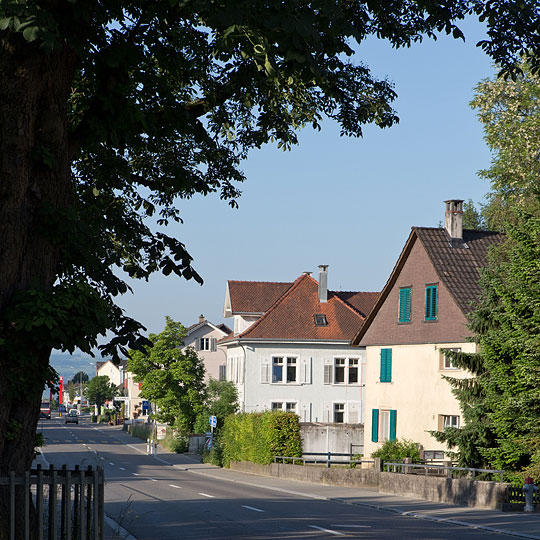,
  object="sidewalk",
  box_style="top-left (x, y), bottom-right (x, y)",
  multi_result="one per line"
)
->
top-left (102, 425), bottom-right (540, 539)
